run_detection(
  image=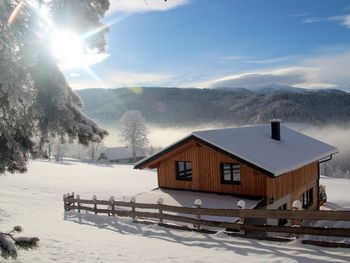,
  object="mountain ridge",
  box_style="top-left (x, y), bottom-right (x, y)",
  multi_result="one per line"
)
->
top-left (76, 86), bottom-right (350, 126)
